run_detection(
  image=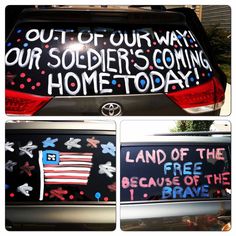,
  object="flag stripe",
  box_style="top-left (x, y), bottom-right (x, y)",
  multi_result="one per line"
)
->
top-left (45, 179), bottom-right (88, 183)
top-left (44, 167), bottom-right (91, 171)
top-left (44, 175), bottom-right (88, 181)
top-left (45, 173), bottom-right (90, 177)
top-left (60, 152), bottom-right (93, 155)
top-left (45, 182), bottom-right (88, 185)
top-left (43, 170), bottom-right (90, 174)
top-left (58, 161), bottom-right (93, 165)
top-left (46, 164), bottom-right (92, 168)
top-left (60, 158), bottom-right (92, 162)
top-left (60, 155), bottom-right (93, 159)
